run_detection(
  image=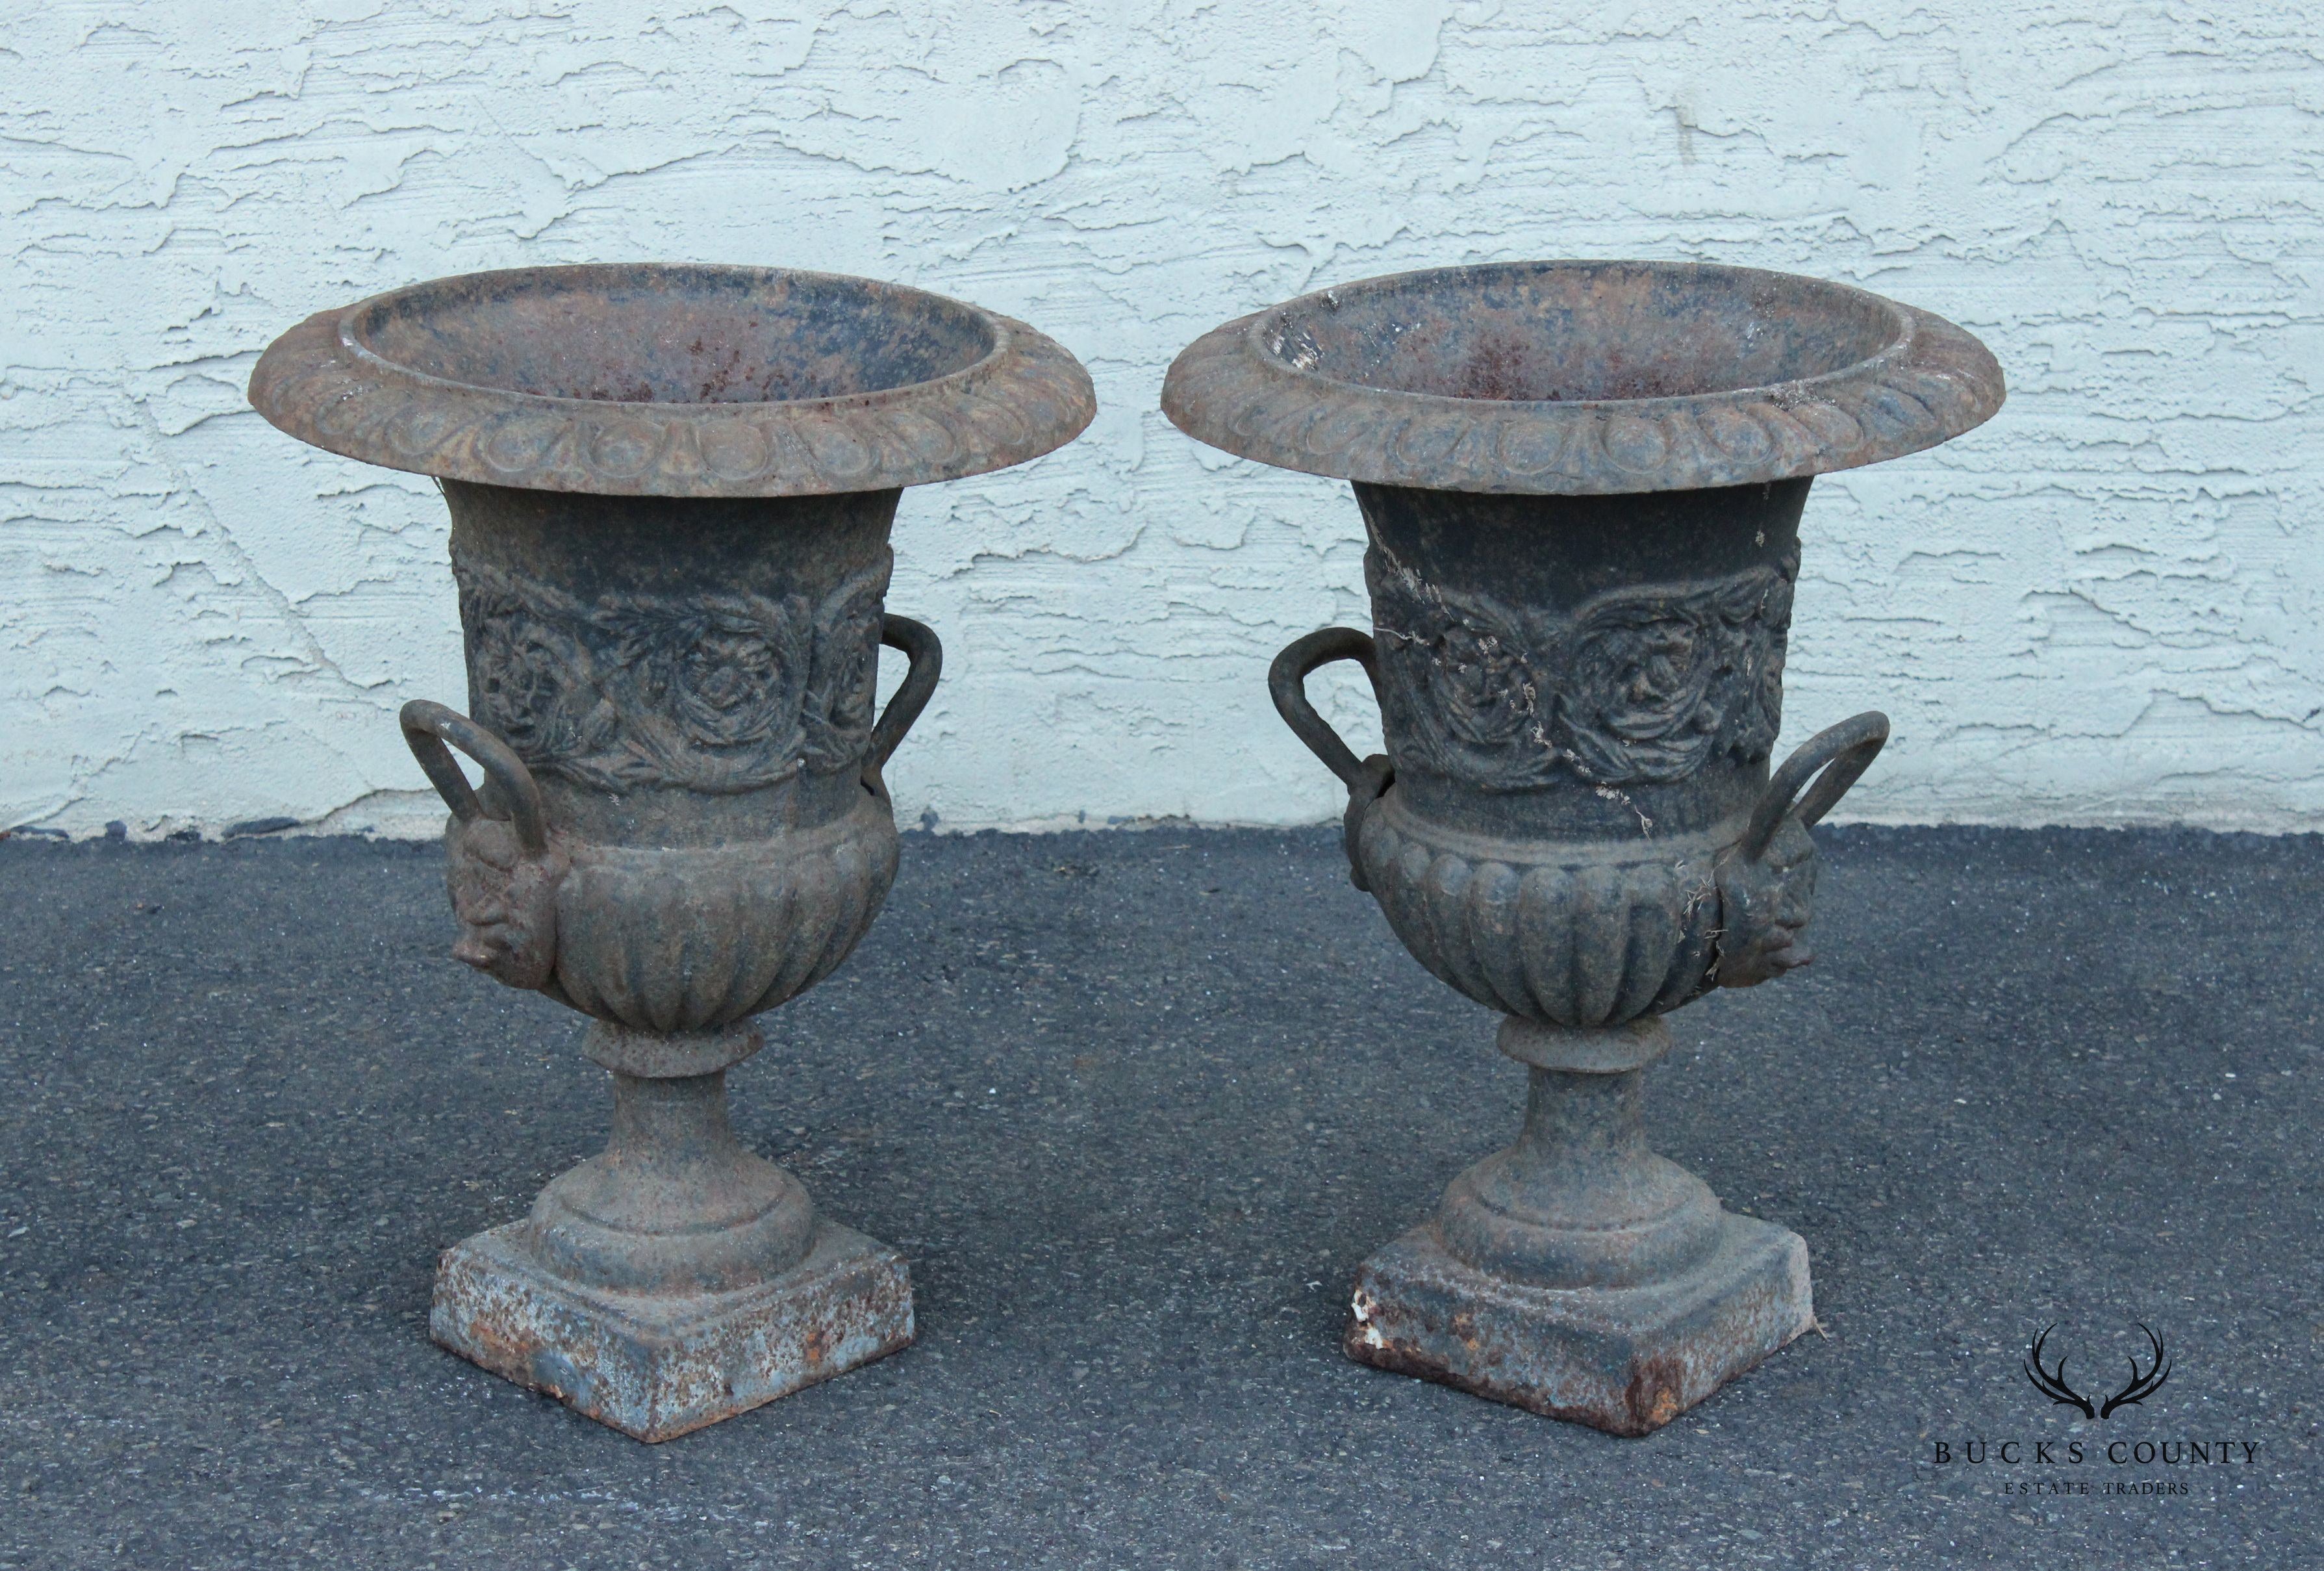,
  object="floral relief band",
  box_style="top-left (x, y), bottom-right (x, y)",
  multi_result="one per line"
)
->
top-left (1367, 538), bottom-right (1796, 792)
top-left (452, 547), bottom-right (894, 795)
